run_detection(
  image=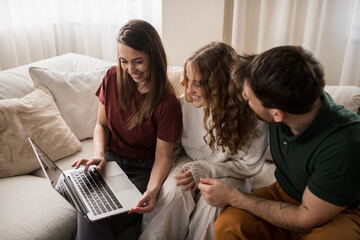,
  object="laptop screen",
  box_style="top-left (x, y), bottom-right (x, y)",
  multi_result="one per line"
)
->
top-left (29, 139), bottom-right (62, 188)
top-left (28, 138), bottom-right (74, 205)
